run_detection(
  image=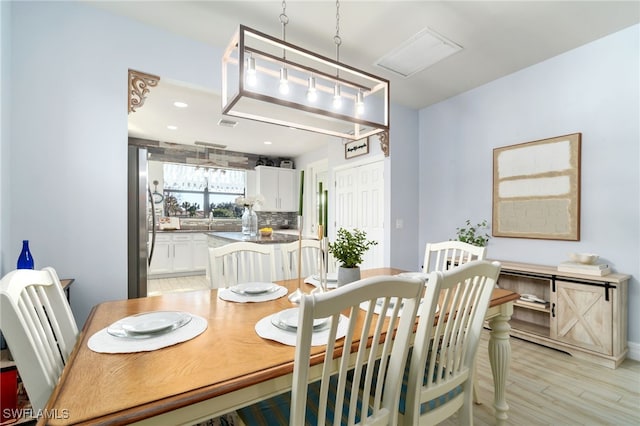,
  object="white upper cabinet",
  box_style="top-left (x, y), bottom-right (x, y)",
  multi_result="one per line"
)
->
top-left (255, 166), bottom-right (296, 211)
